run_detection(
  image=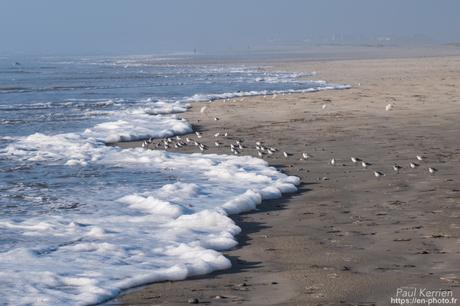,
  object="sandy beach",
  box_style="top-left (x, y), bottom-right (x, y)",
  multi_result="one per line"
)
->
top-left (108, 51), bottom-right (460, 305)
